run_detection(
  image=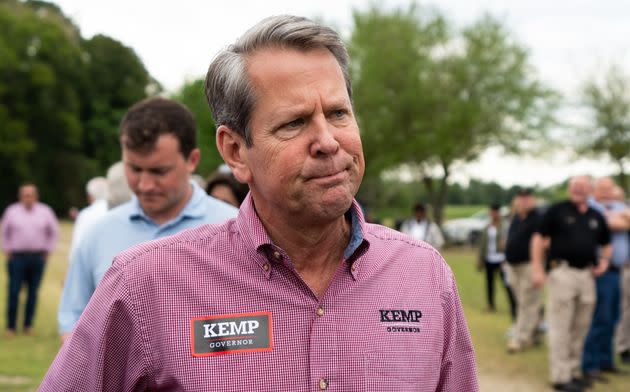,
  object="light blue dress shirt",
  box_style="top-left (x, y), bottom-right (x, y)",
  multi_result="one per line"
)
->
top-left (589, 197), bottom-right (630, 267)
top-left (58, 181), bottom-right (238, 333)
